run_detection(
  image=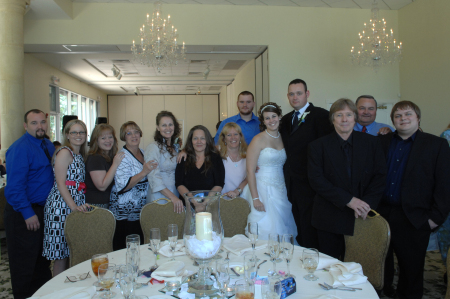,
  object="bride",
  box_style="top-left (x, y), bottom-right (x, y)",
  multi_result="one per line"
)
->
top-left (242, 102), bottom-right (298, 241)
